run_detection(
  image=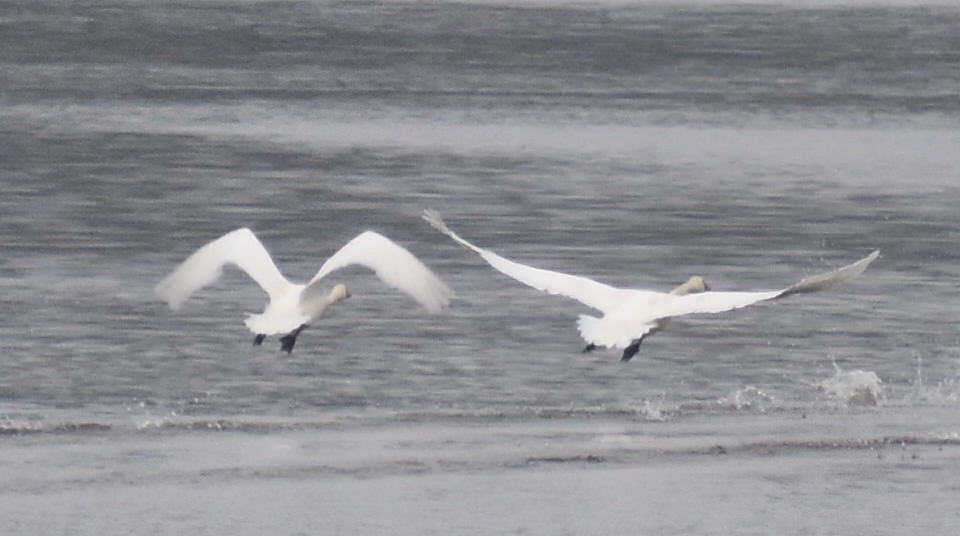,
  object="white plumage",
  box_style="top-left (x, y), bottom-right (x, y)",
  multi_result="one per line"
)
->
top-left (423, 209), bottom-right (878, 362)
top-left (156, 228), bottom-right (453, 352)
